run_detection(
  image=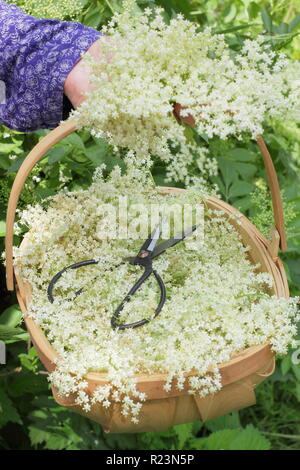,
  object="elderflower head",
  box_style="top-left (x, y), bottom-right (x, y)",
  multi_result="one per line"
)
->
top-left (69, 3), bottom-right (300, 163)
top-left (11, 0), bottom-right (83, 20)
top-left (14, 166), bottom-right (299, 423)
